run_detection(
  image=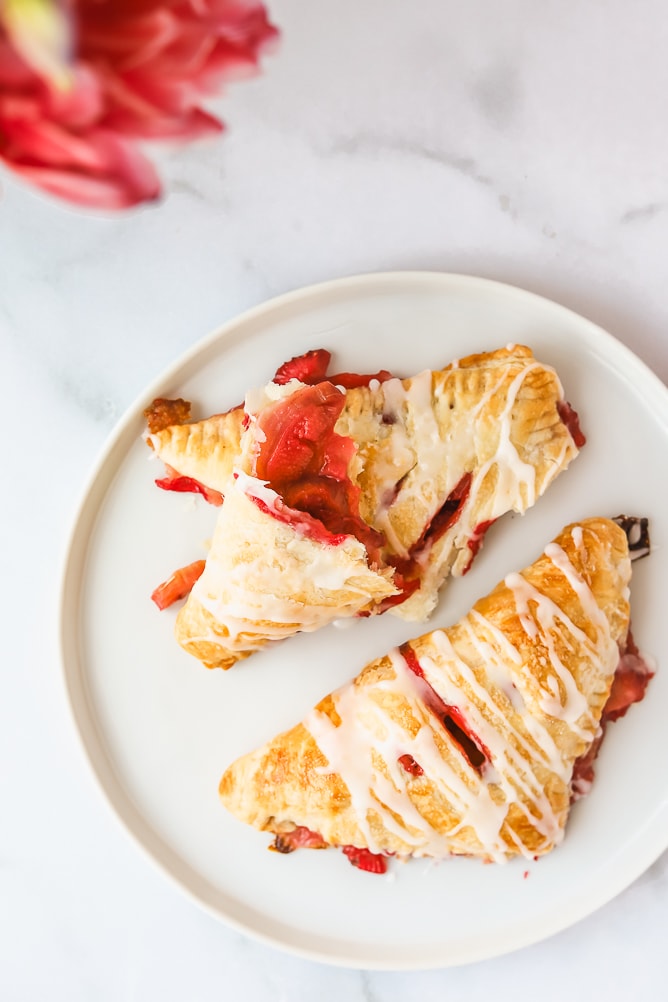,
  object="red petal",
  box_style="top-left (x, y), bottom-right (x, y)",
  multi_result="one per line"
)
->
top-left (6, 161), bottom-right (159, 208)
top-left (99, 69), bottom-right (224, 138)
